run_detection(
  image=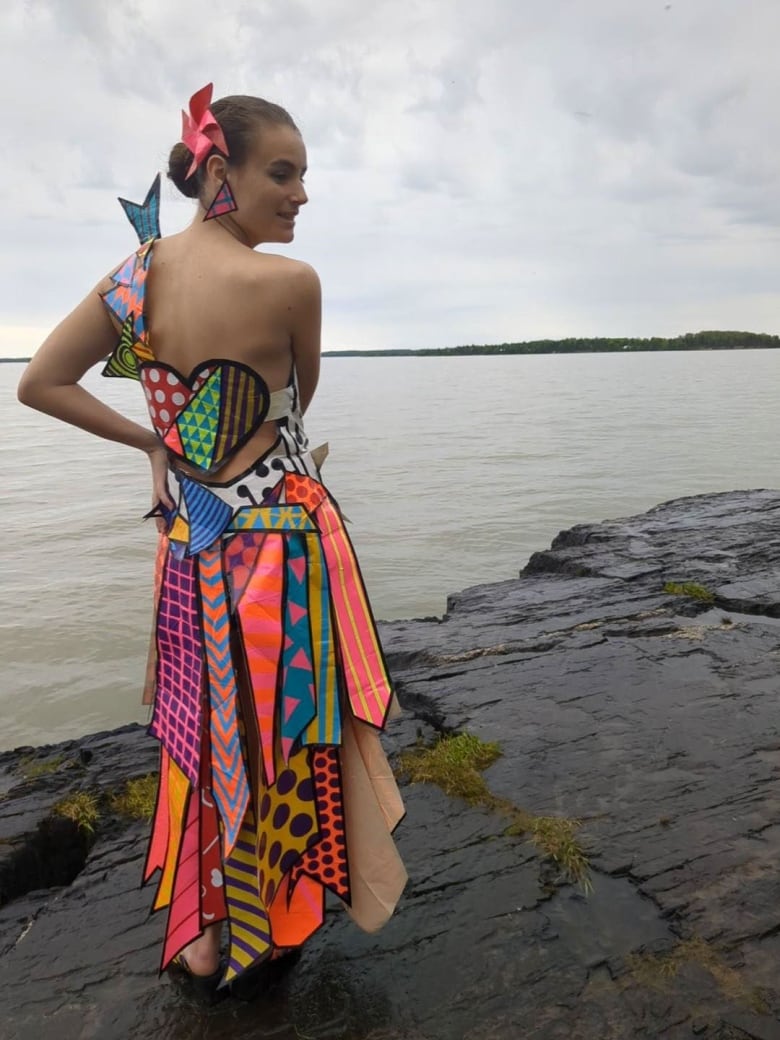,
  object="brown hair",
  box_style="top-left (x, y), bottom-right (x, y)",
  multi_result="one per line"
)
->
top-left (167, 94), bottom-right (299, 200)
